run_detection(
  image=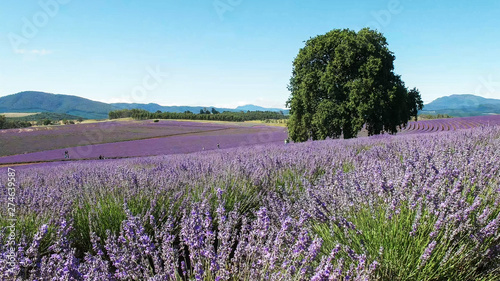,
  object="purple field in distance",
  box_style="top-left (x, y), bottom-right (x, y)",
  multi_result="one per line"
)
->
top-left (400, 115), bottom-right (500, 134)
top-left (0, 123), bottom-right (287, 165)
top-left (1, 115), bottom-right (499, 166)
top-left (0, 120), bottom-right (230, 157)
